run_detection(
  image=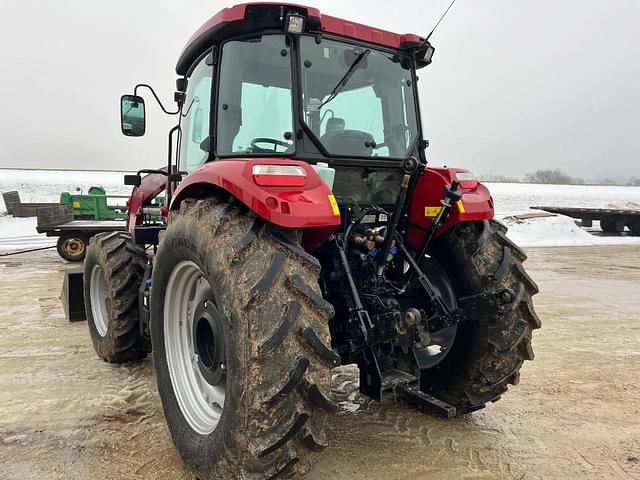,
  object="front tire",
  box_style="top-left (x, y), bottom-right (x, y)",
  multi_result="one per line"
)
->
top-left (151, 199), bottom-right (337, 479)
top-left (84, 232), bottom-right (149, 363)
